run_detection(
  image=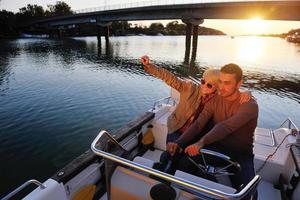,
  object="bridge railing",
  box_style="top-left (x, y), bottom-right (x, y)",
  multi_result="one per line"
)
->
top-left (74, 0), bottom-right (270, 14)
